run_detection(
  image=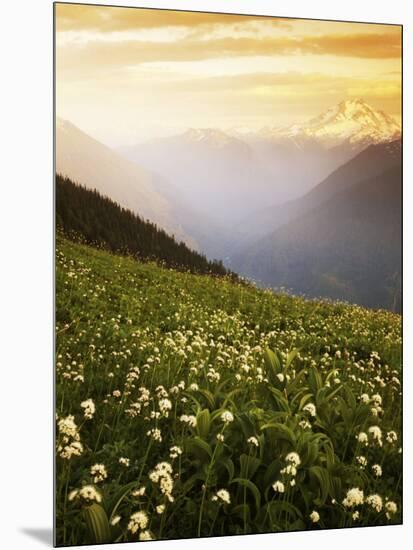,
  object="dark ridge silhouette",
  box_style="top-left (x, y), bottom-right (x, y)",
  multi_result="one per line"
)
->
top-left (56, 174), bottom-right (238, 279)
